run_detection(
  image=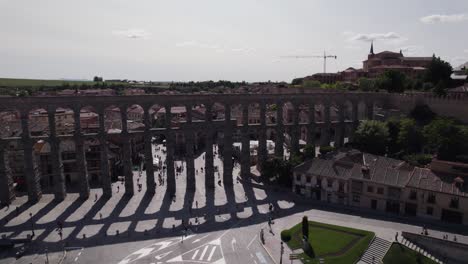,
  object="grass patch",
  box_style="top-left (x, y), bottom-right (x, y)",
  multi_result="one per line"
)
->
top-left (282, 221), bottom-right (374, 264)
top-left (0, 78), bottom-right (95, 87)
top-left (383, 243), bottom-right (438, 264)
